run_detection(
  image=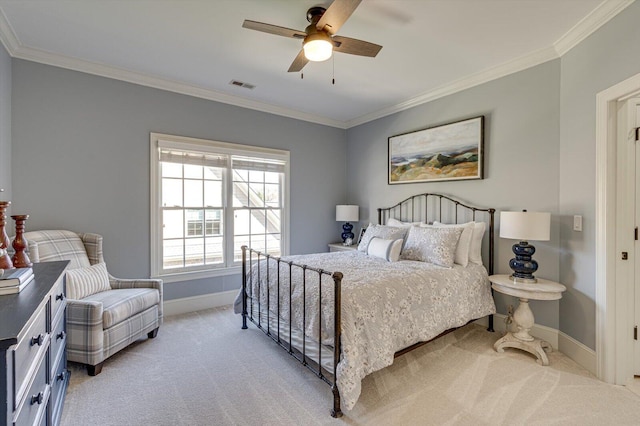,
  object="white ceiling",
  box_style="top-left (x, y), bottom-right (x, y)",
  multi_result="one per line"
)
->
top-left (0, 0), bottom-right (631, 128)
